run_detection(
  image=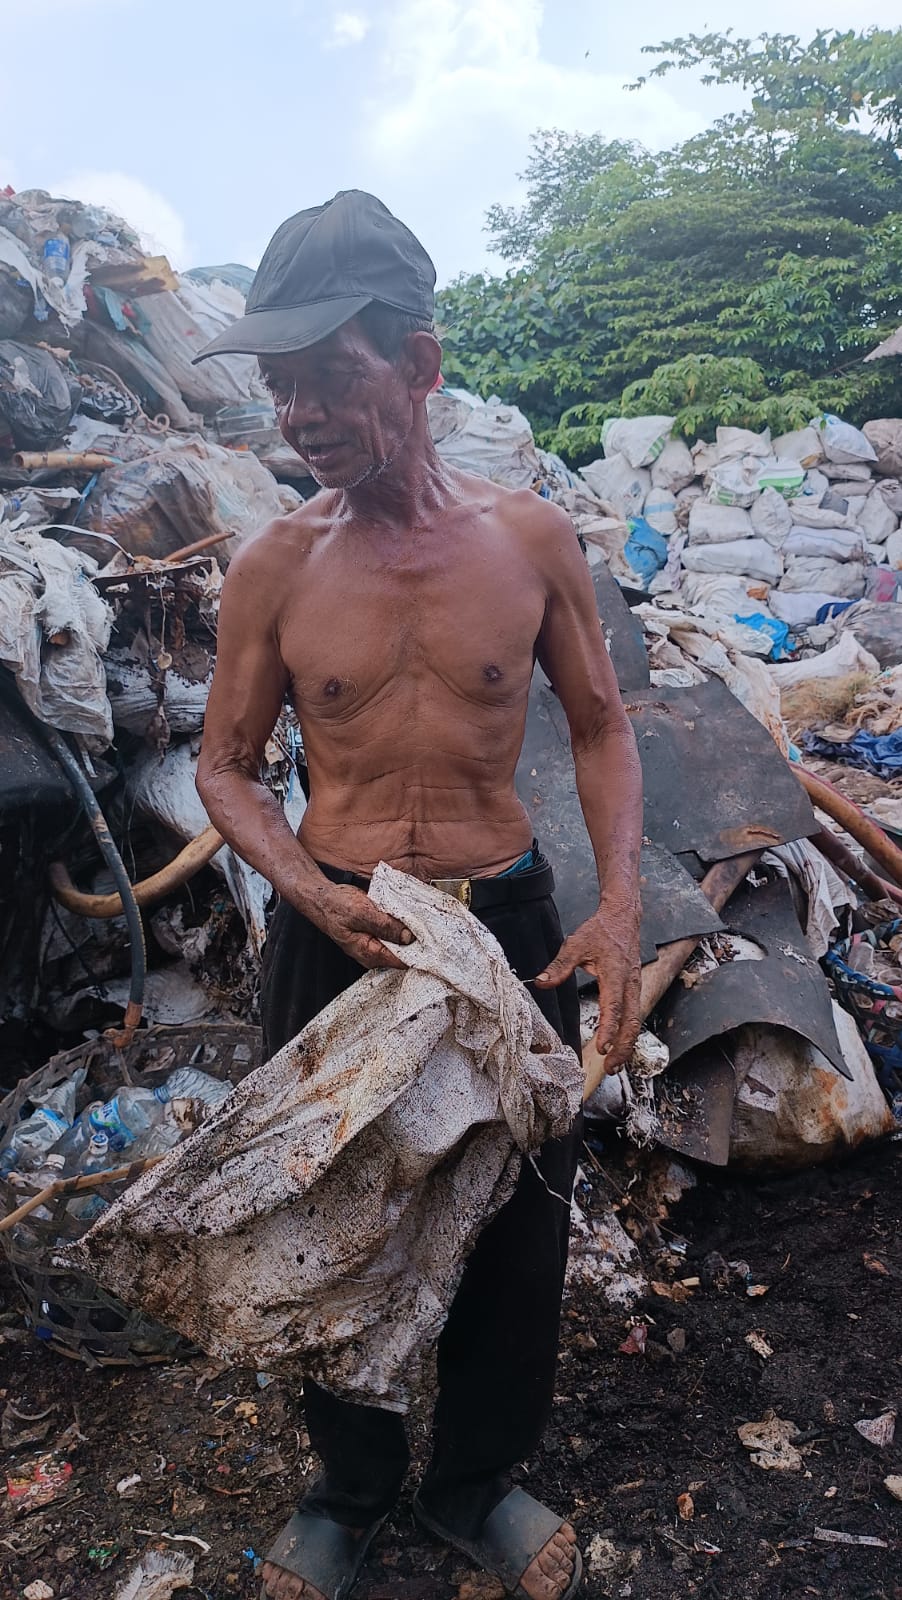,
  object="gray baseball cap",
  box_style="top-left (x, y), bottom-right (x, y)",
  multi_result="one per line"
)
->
top-left (193, 190), bottom-right (436, 363)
